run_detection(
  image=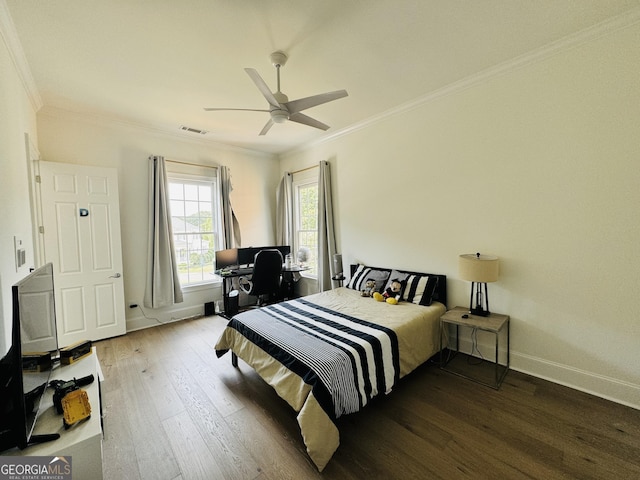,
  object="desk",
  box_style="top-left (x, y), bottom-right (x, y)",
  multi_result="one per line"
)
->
top-left (218, 265), bottom-right (309, 318)
top-left (281, 265), bottom-right (309, 300)
top-left (218, 269), bottom-right (248, 318)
